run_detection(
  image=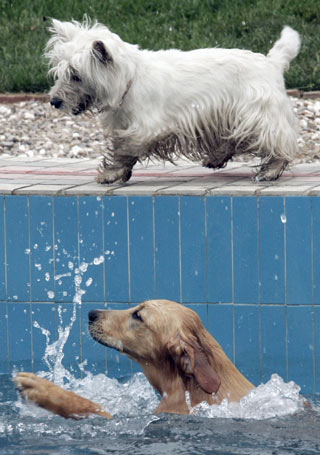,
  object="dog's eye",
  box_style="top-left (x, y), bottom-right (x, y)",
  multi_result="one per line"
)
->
top-left (132, 310), bottom-right (143, 322)
top-left (71, 74), bottom-right (81, 83)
